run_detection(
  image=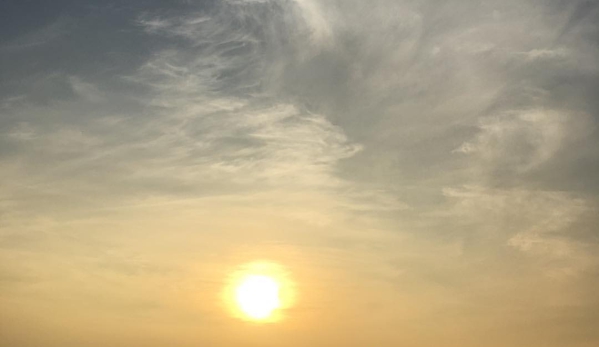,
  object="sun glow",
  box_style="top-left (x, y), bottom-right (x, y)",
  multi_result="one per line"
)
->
top-left (235, 275), bottom-right (281, 320)
top-left (224, 261), bottom-right (295, 322)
